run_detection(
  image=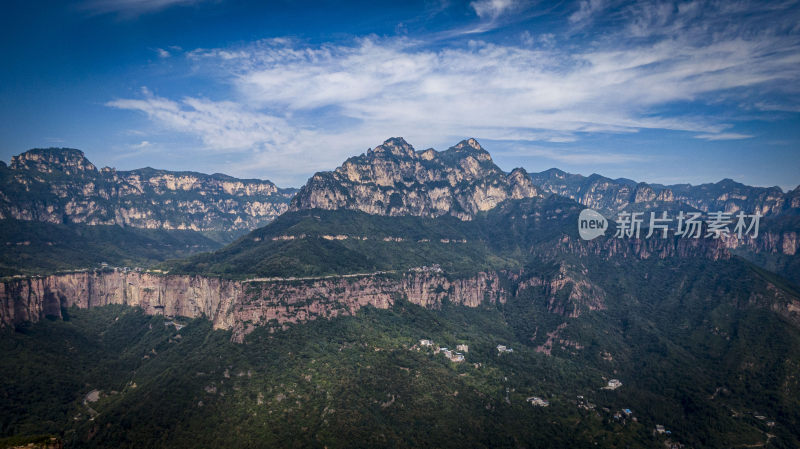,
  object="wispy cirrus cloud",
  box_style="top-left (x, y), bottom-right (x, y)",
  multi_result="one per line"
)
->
top-left (498, 145), bottom-right (651, 164)
top-left (470, 0), bottom-right (516, 20)
top-left (108, 0), bottom-right (800, 183)
top-left (569, 0), bottom-right (610, 26)
top-left (107, 88), bottom-right (298, 151)
top-left (189, 29), bottom-right (793, 135)
top-left (438, 0), bottom-right (536, 37)
top-left (80, 0), bottom-right (213, 16)
top-left (694, 133), bottom-right (754, 141)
